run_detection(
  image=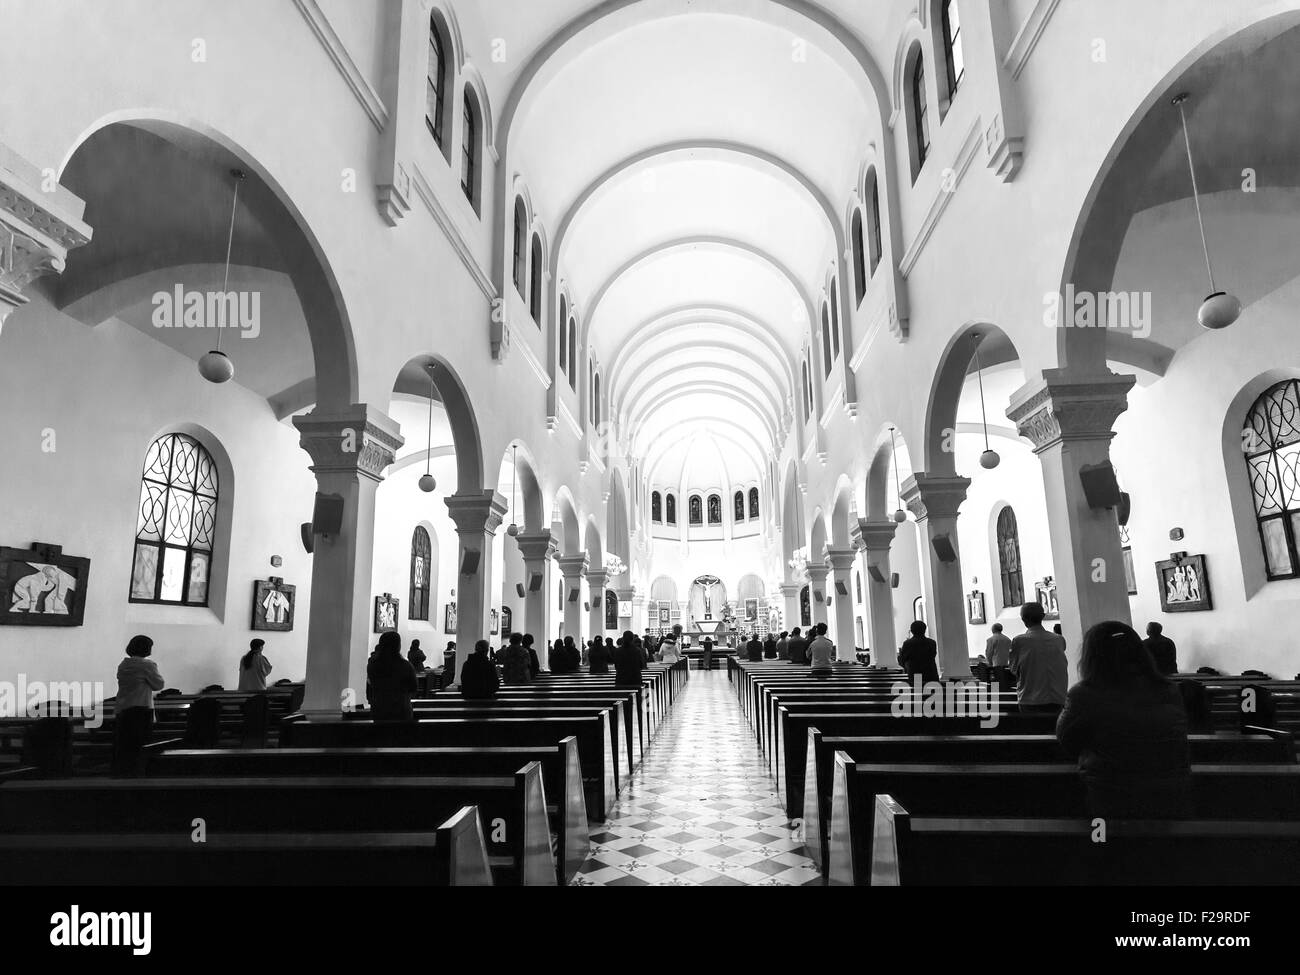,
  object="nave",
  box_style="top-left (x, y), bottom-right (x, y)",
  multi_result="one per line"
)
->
top-left (574, 669), bottom-right (818, 887)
